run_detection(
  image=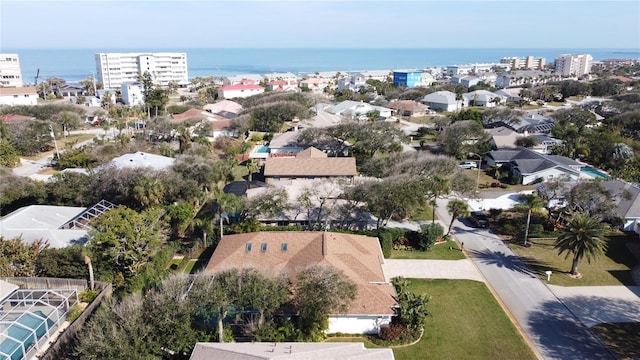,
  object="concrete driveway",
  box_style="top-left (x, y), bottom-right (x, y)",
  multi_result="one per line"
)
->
top-left (382, 259), bottom-right (485, 282)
